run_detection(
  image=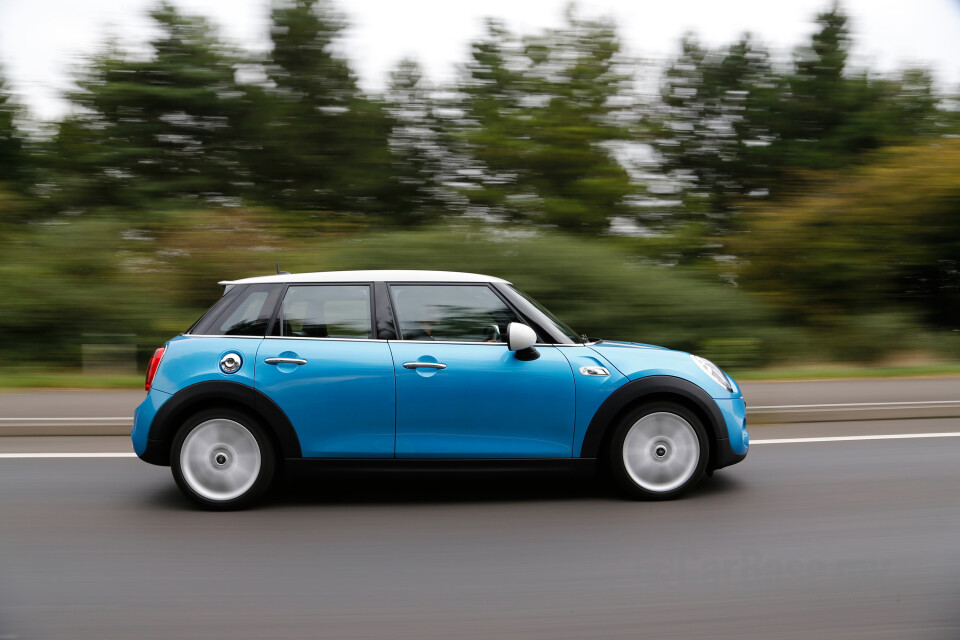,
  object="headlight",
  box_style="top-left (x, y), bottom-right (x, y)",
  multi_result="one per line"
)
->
top-left (691, 354), bottom-right (734, 393)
